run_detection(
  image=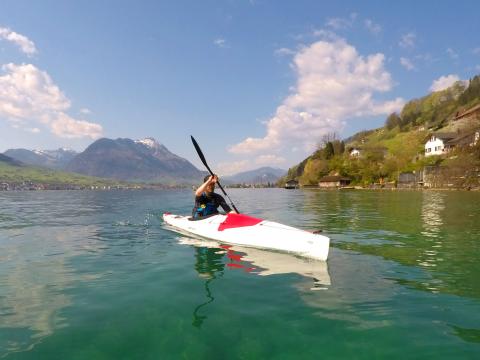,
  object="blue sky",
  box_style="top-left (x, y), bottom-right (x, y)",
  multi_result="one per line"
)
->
top-left (1, 0), bottom-right (479, 174)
